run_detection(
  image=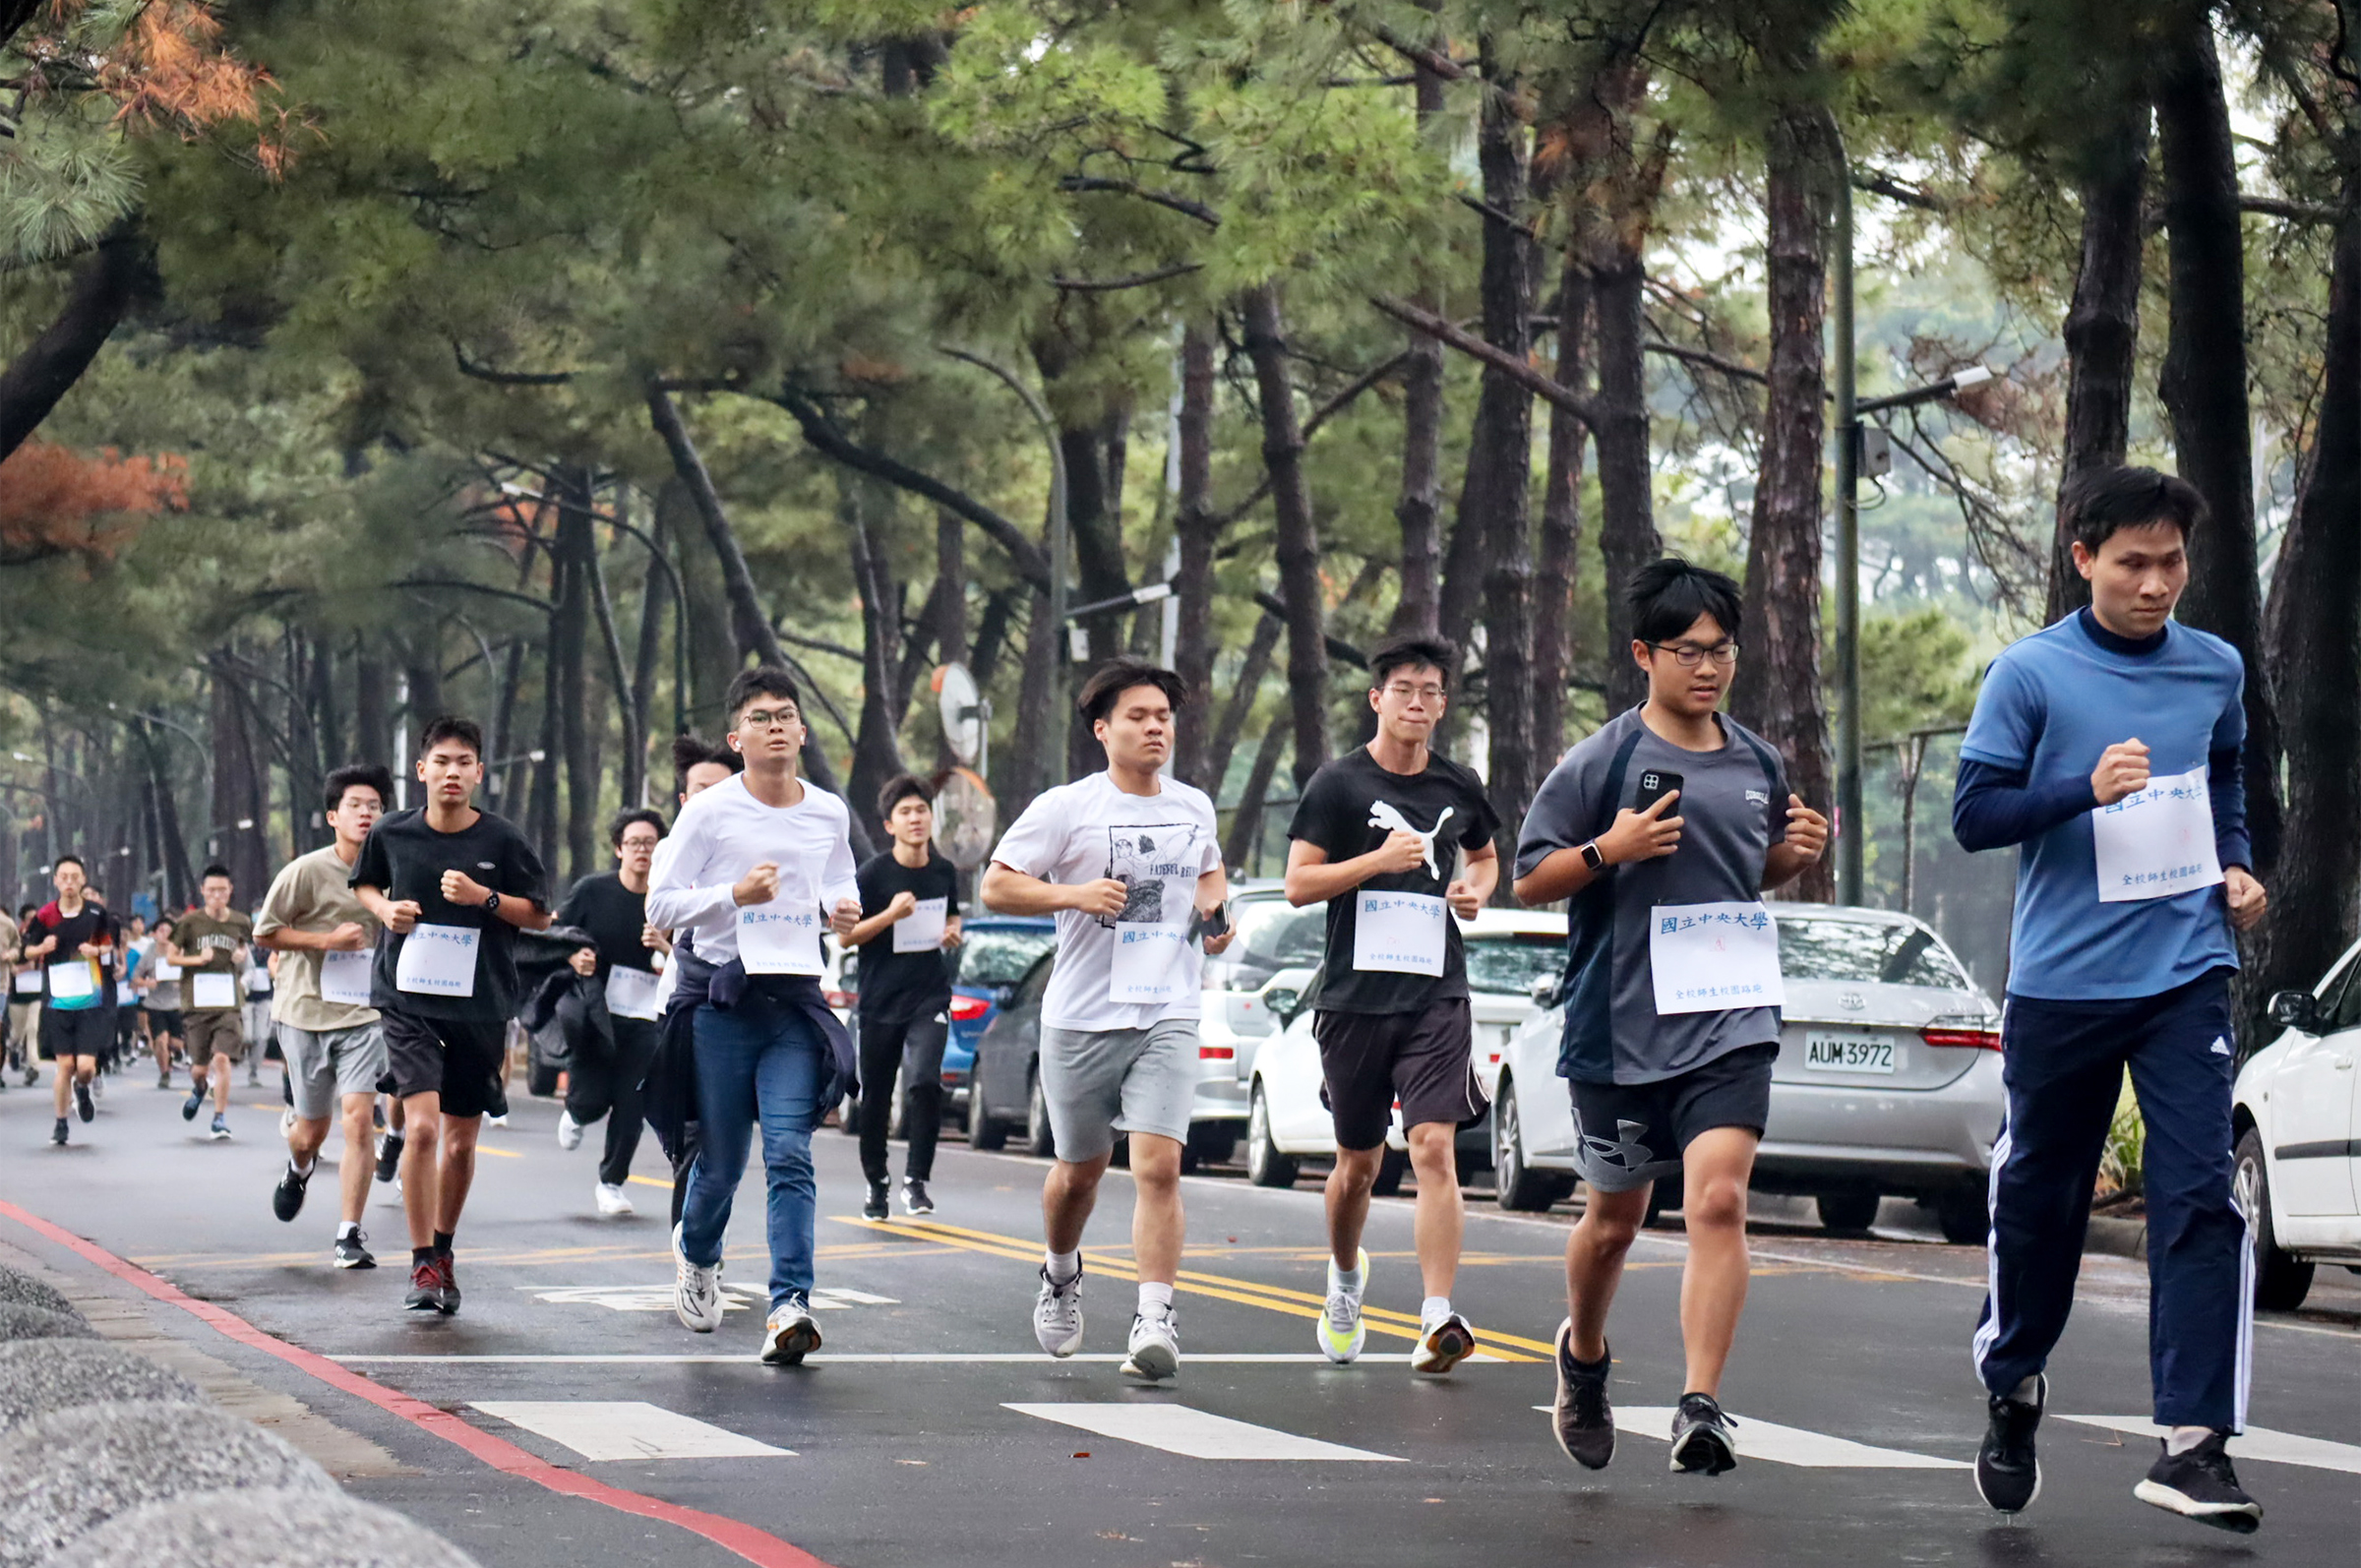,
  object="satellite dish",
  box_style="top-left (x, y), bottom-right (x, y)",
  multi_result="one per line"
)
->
top-left (934, 662), bottom-right (985, 766)
top-left (932, 766), bottom-right (998, 871)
